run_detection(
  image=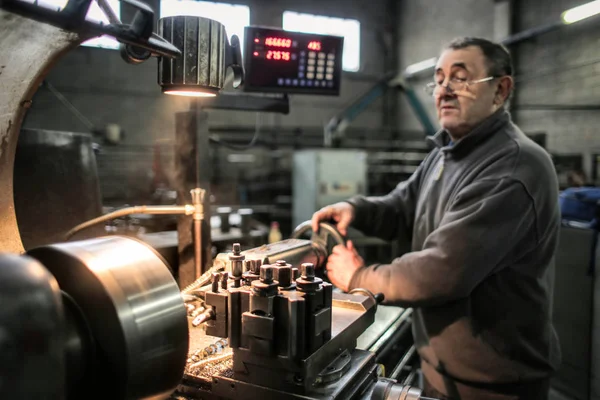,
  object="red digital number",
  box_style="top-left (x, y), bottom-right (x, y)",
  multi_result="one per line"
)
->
top-left (307, 41), bottom-right (322, 51)
top-left (266, 50), bottom-right (291, 61)
top-left (265, 37), bottom-right (292, 48)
